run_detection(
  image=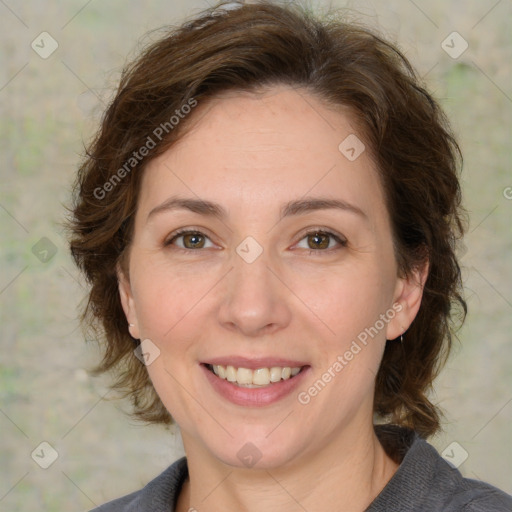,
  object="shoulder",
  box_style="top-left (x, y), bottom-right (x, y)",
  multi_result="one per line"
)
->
top-left (431, 471), bottom-right (512, 512)
top-left (438, 469), bottom-right (512, 512)
top-left (369, 425), bottom-right (512, 512)
top-left (89, 457), bottom-right (188, 512)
